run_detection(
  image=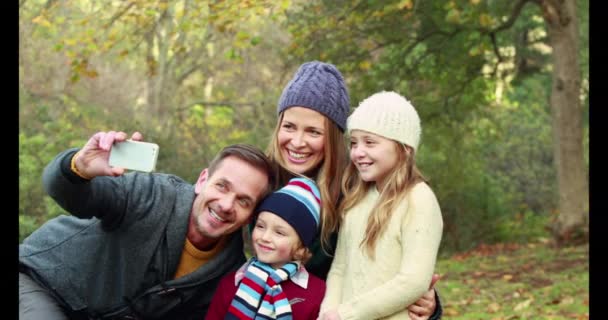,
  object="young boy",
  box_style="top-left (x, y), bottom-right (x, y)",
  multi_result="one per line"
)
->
top-left (205, 177), bottom-right (325, 320)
